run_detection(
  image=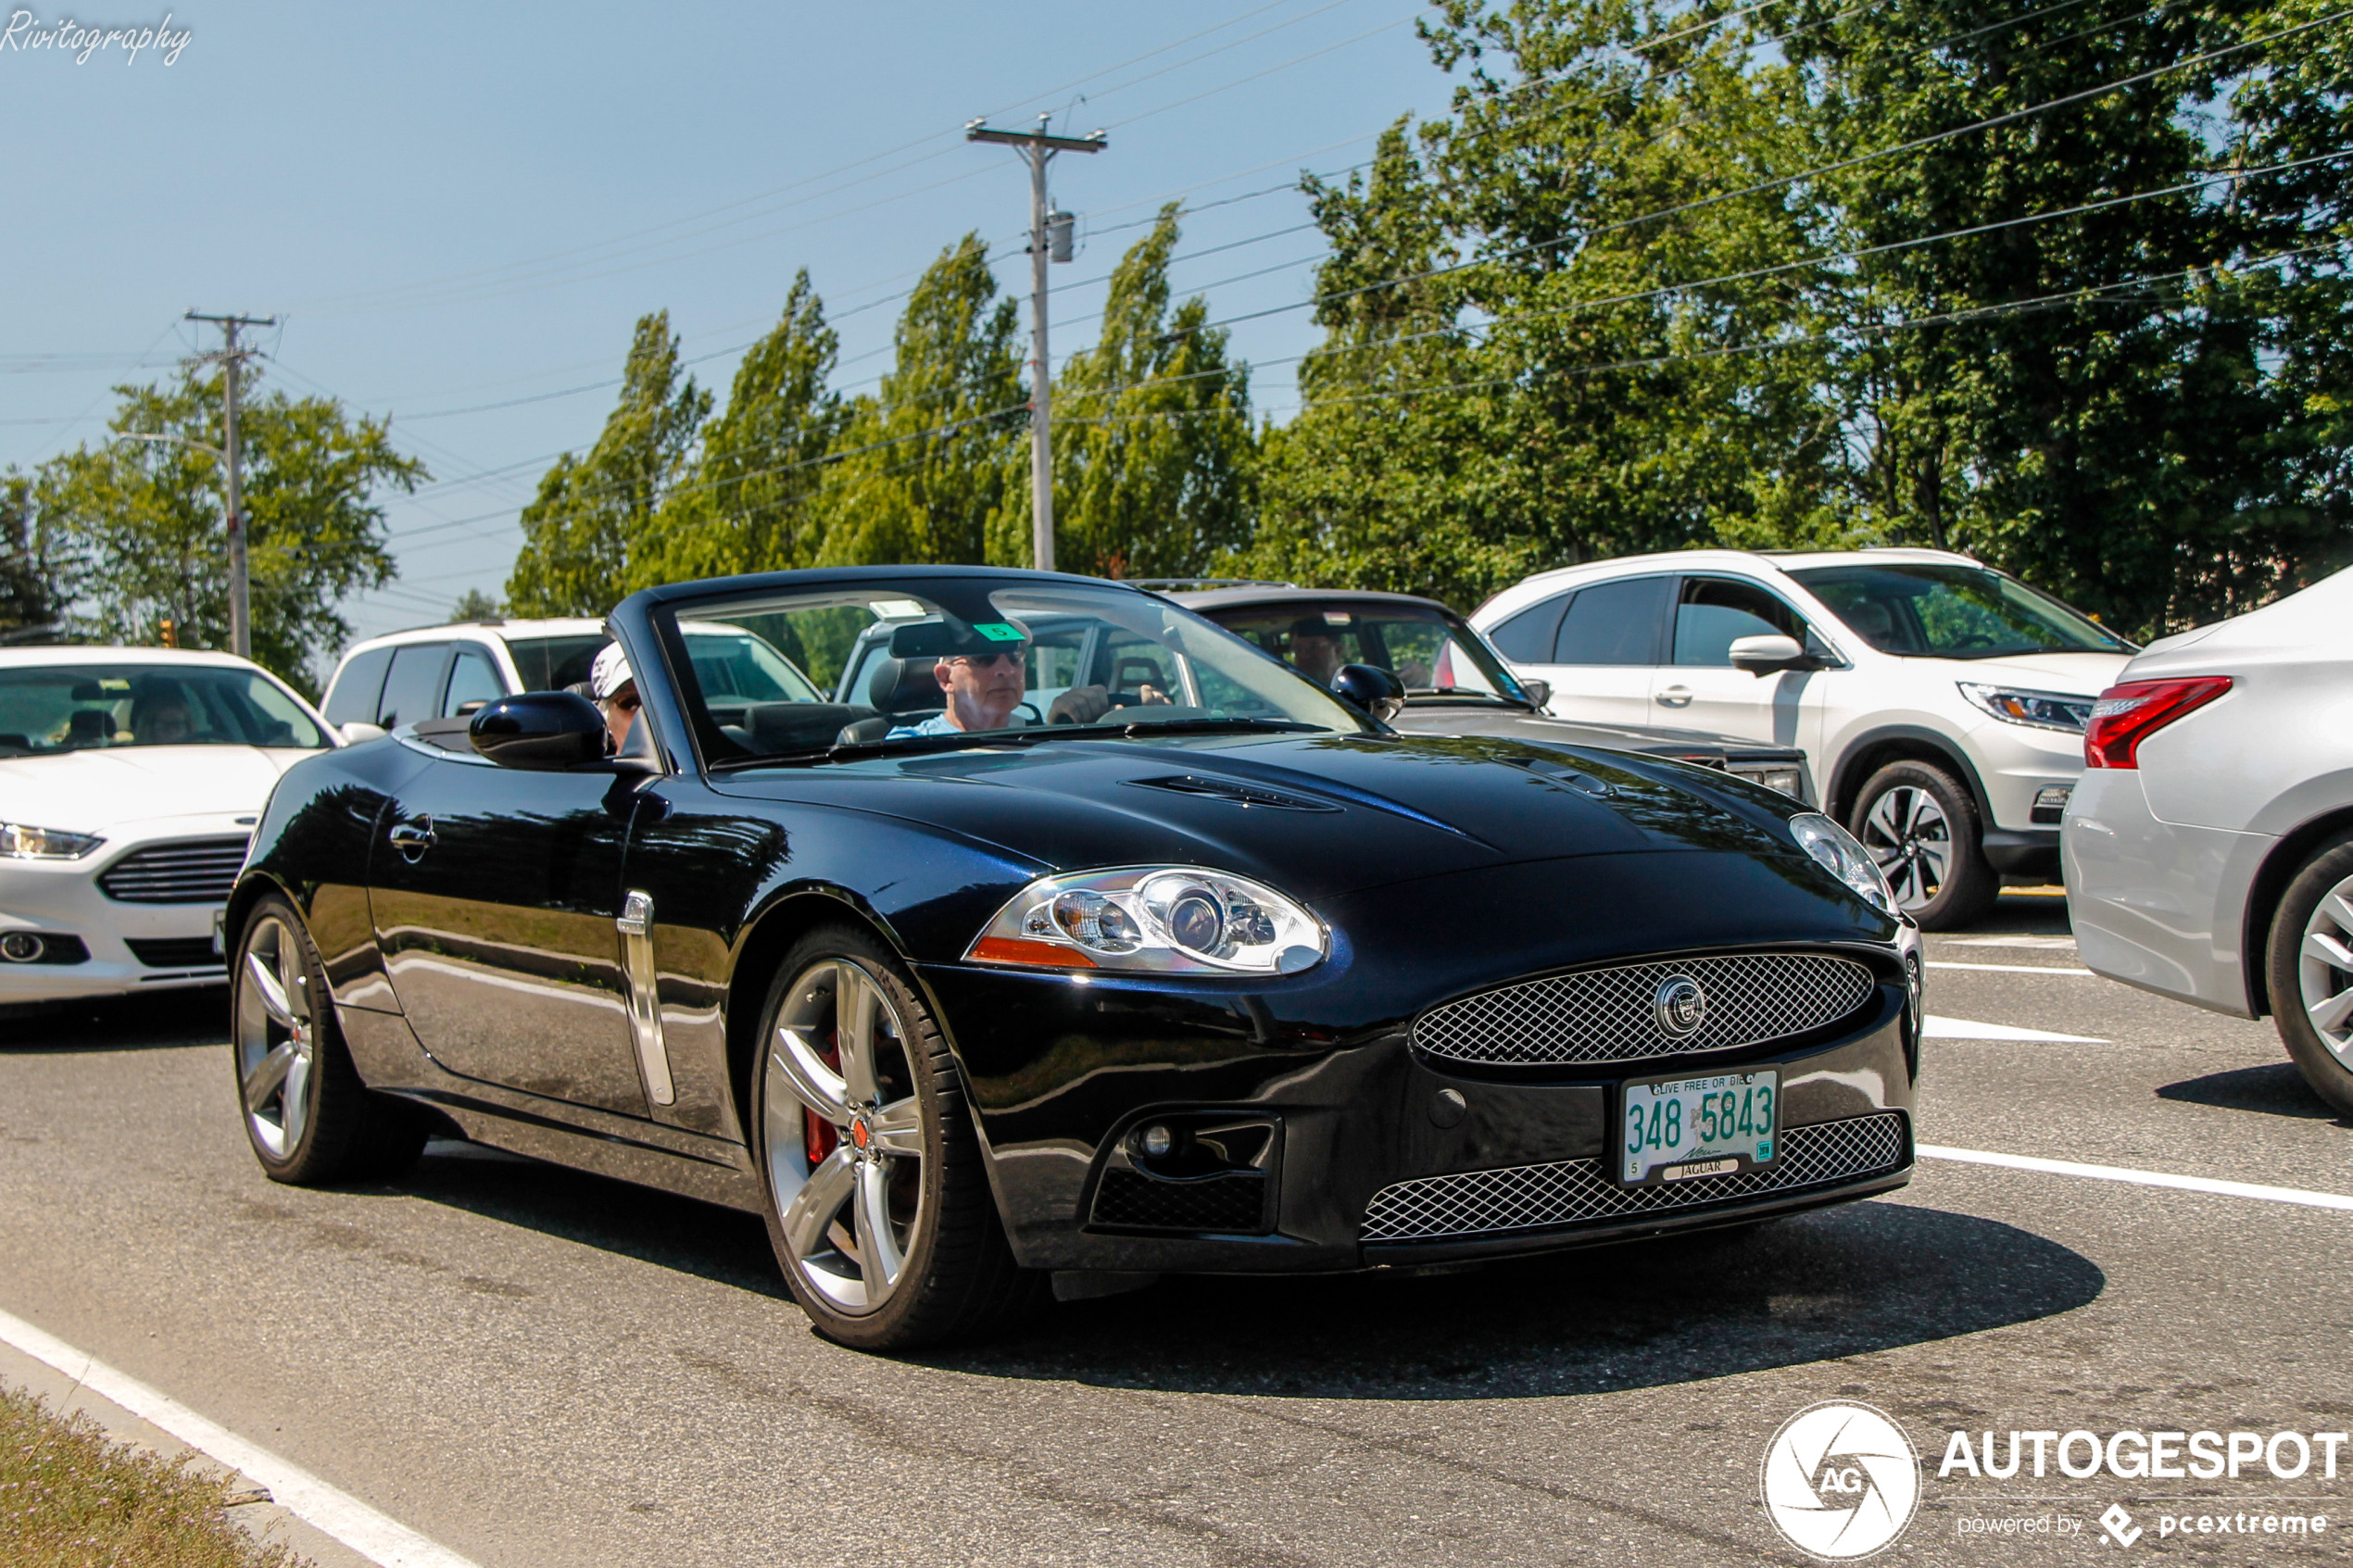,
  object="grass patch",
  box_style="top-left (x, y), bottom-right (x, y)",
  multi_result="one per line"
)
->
top-left (0, 1382), bottom-right (310, 1567)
